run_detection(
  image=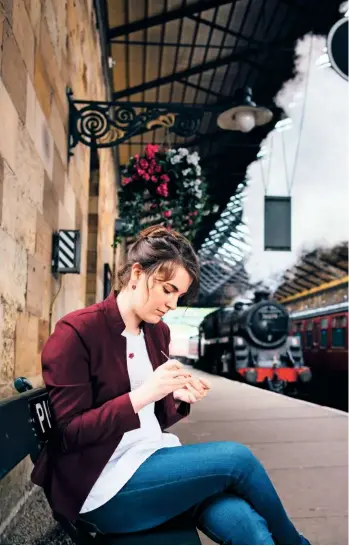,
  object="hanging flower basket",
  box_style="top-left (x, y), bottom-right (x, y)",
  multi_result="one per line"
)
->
top-left (117, 144), bottom-right (210, 241)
